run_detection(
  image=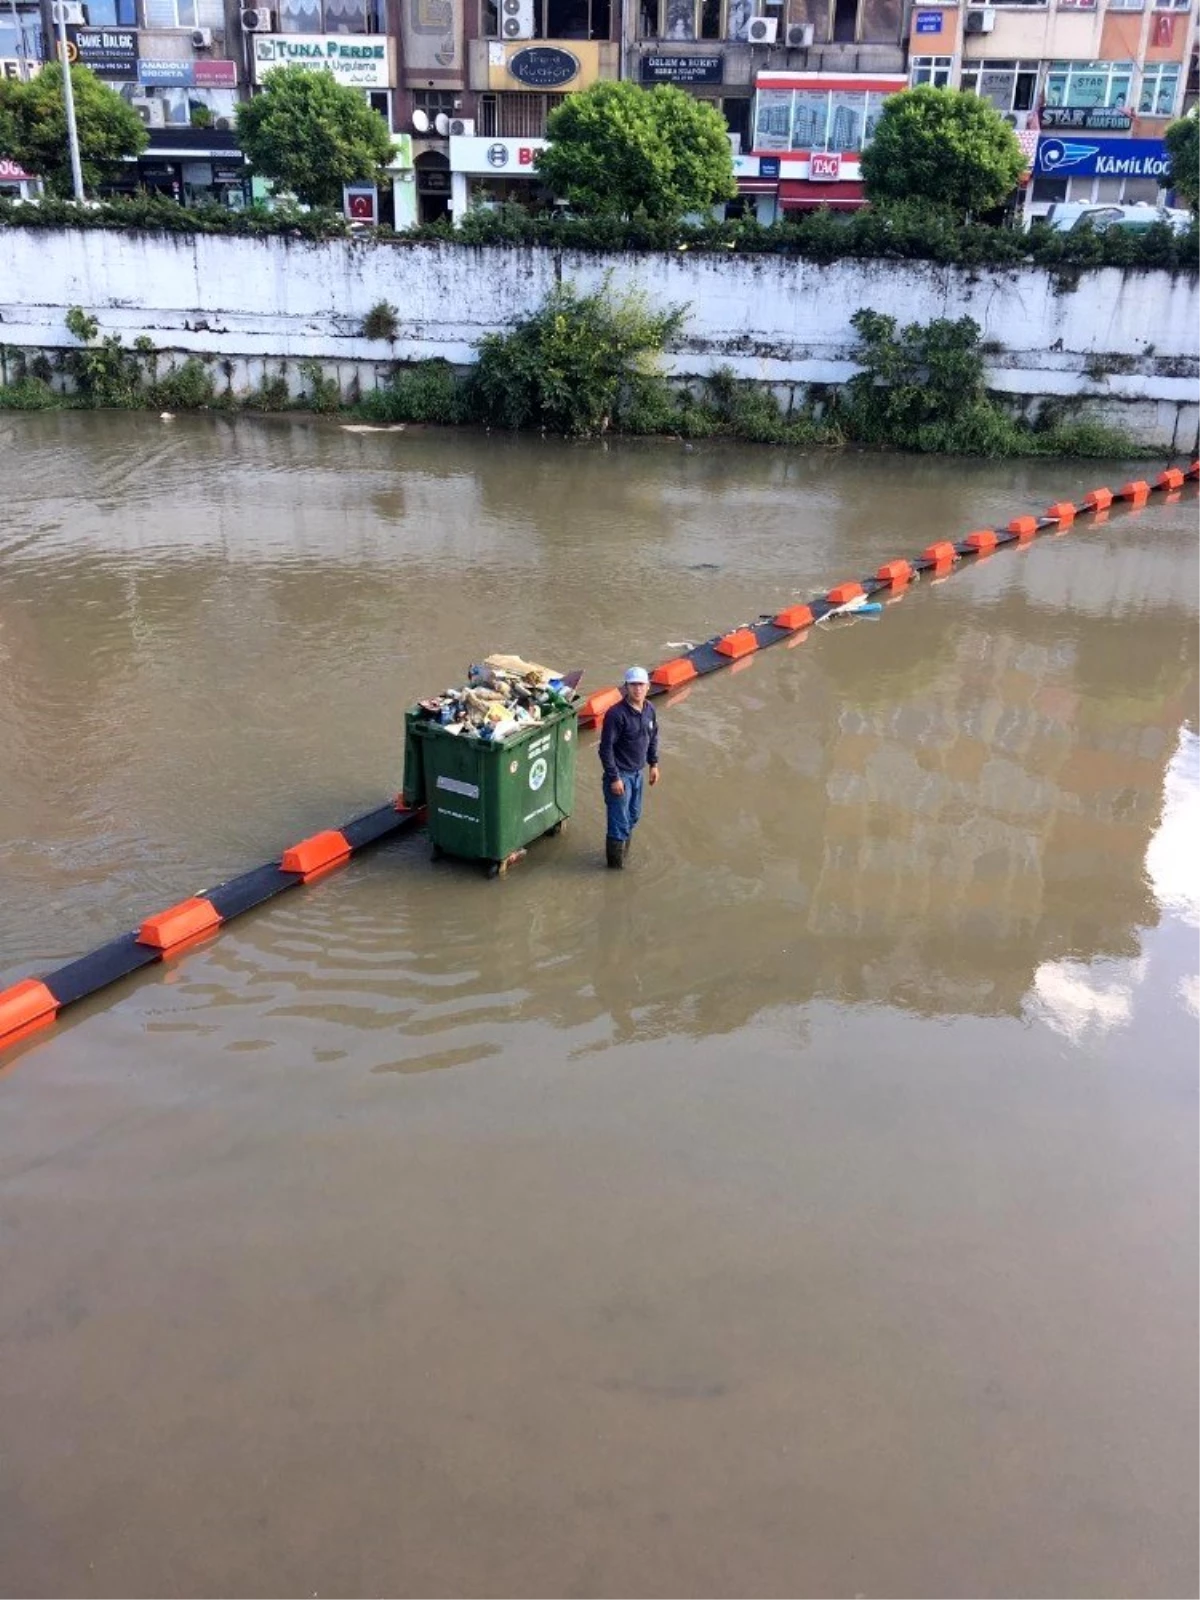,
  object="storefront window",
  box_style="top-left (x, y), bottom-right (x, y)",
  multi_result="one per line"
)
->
top-left (753, 88), bottom-right (792, 150)
top-left (909, 55), bottom-right (953, 87)
top-left (789, 90), bottom-right (828, 149)
top-left (759, 86), bottom-right (894, 152)
top-left (1138, 62), bottom-right (1179, 114)
top-left (1043, 60), bottom-right (1133, 107)
top-left (960, 59), bottom-right (1039, 111)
